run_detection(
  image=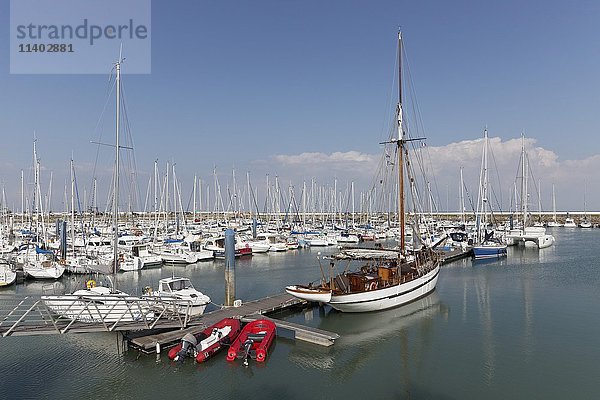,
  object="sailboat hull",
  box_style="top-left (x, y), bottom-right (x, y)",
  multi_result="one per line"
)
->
top-left (325, 265), bottom-right (440, 313)
top-left (473, 245), bottom-right (507, 259)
